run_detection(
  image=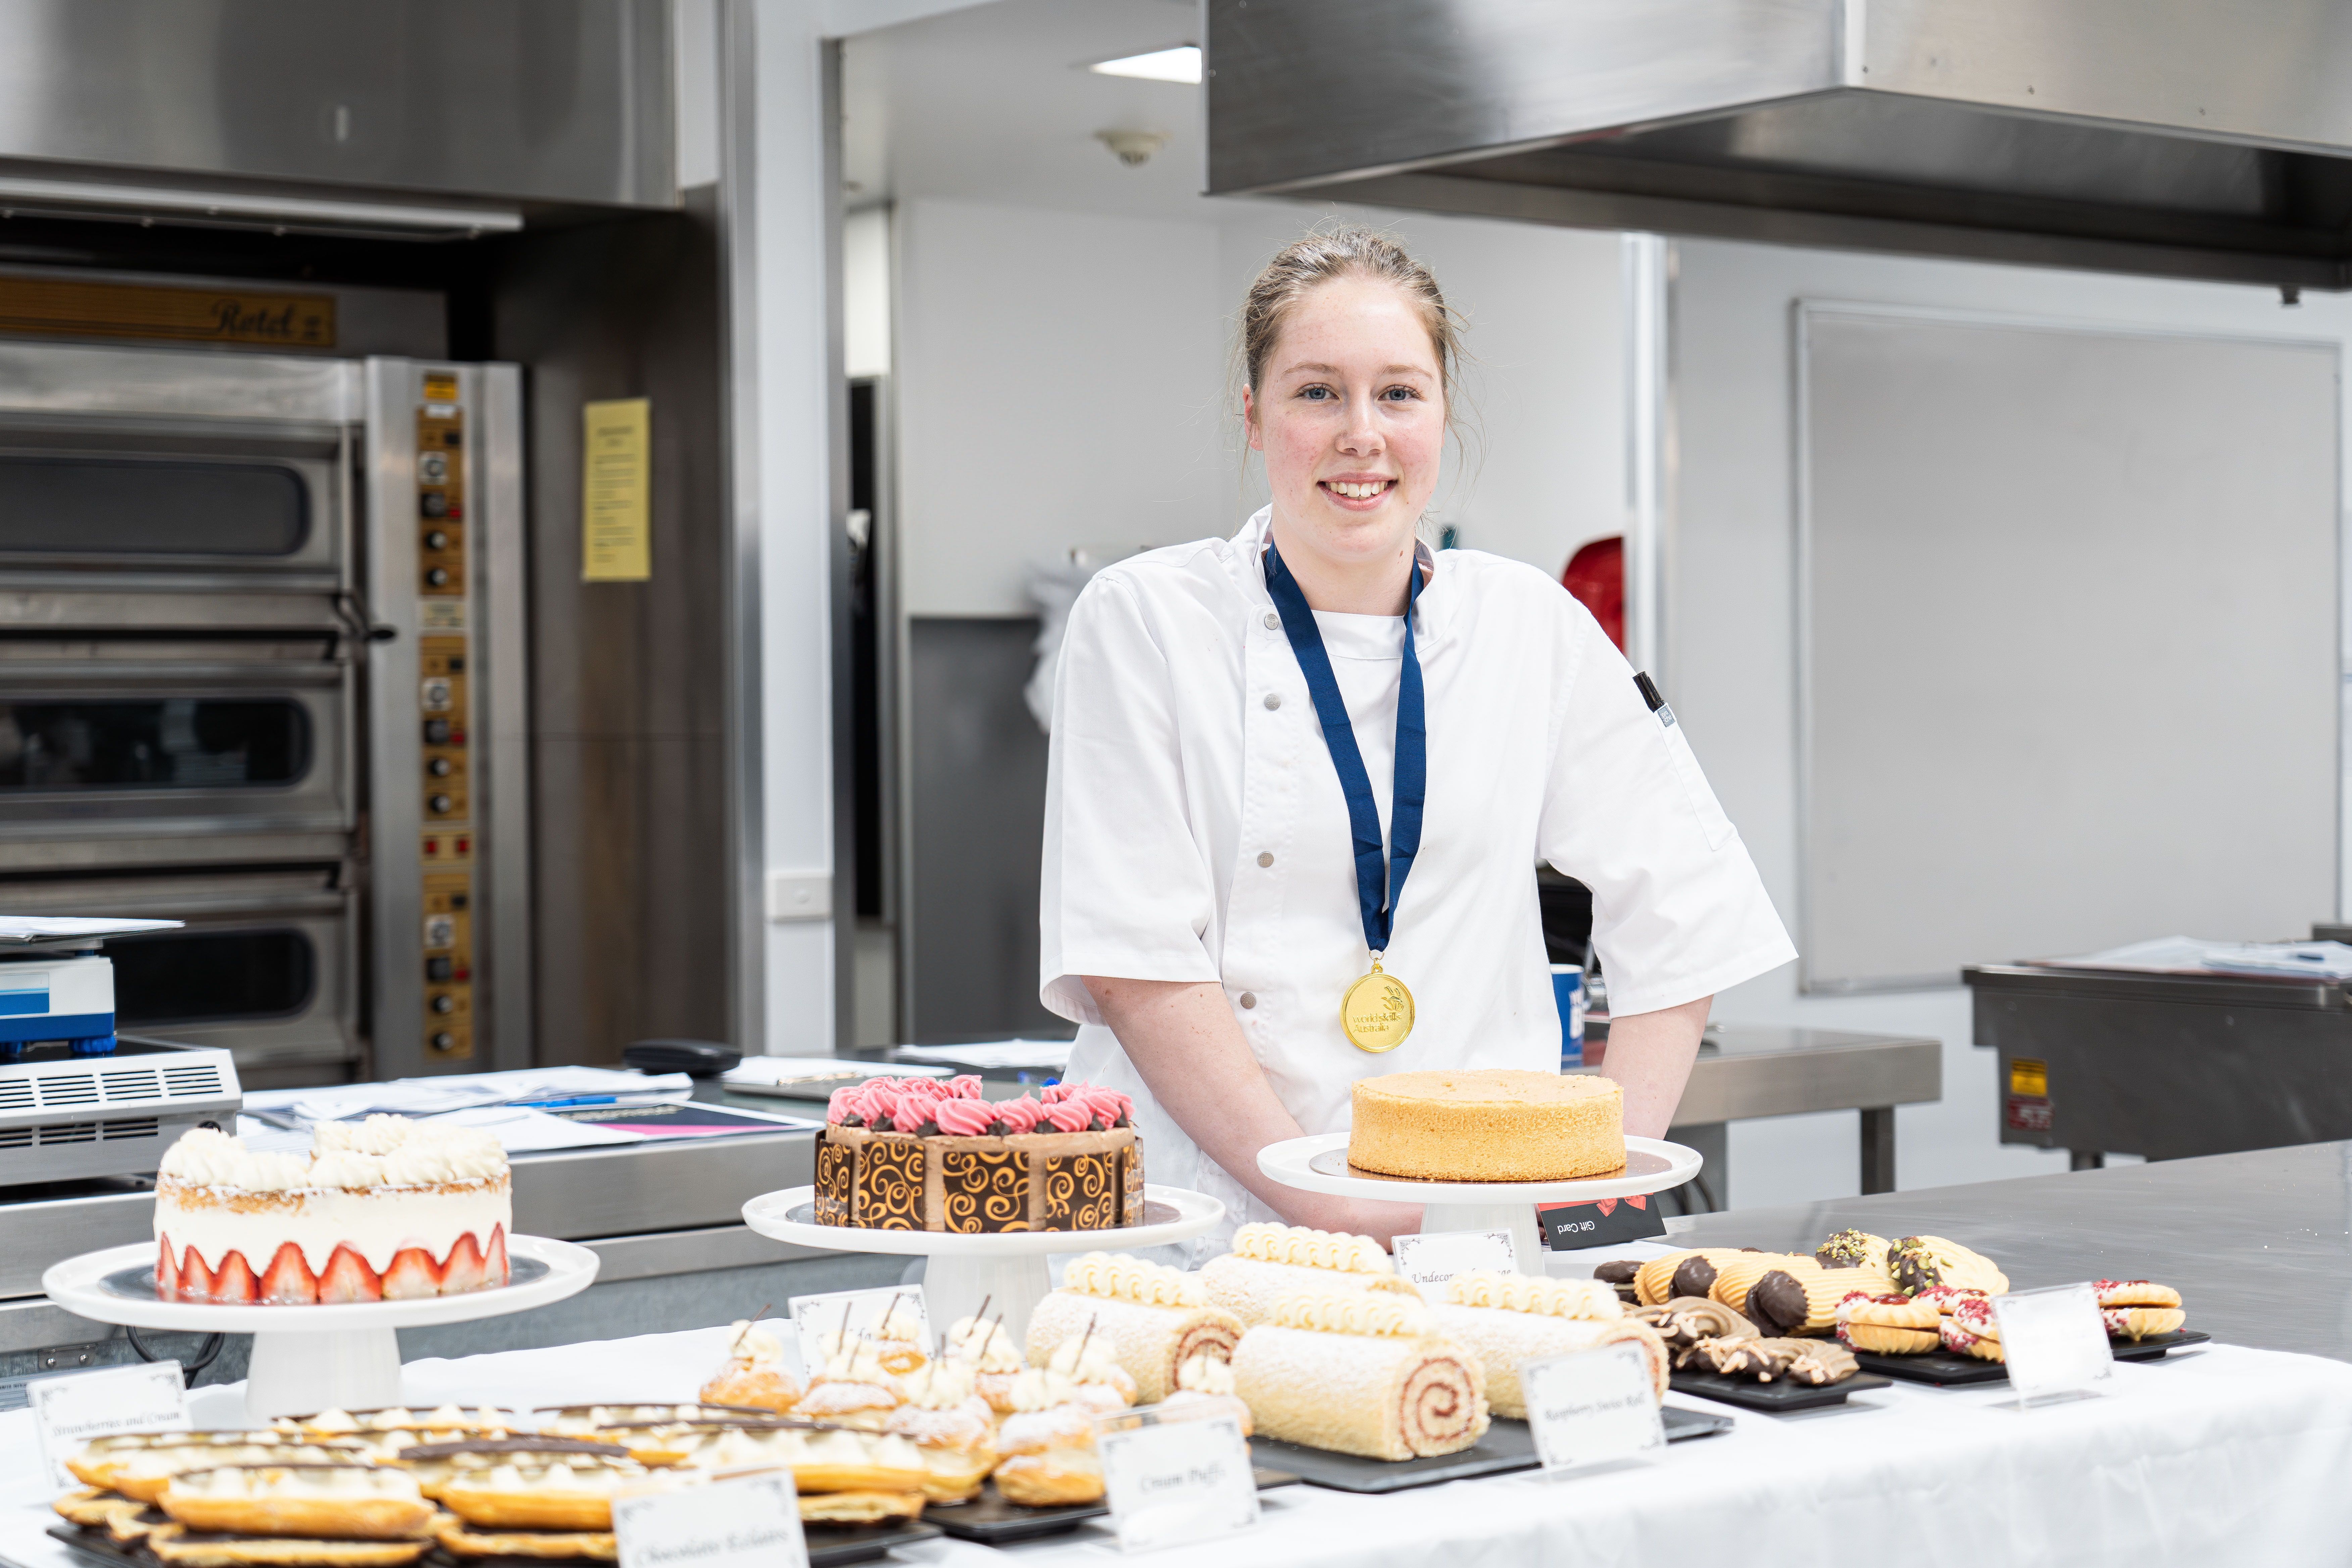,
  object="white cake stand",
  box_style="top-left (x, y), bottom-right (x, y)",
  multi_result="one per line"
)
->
top-left (1257, 1133), bottom-right (1703, 1268)
top-left (43, 1235), bottom-right (600, 1422)
top-left (742, 1184), bottom-right (1223, 1341)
